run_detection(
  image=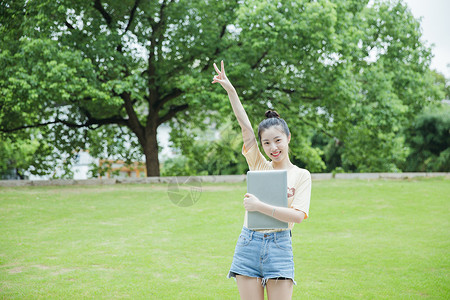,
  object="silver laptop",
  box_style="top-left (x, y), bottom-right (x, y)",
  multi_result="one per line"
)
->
top-left (247, 170), bottom-right (288, 230)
